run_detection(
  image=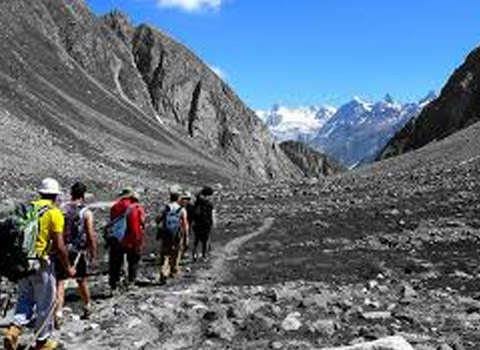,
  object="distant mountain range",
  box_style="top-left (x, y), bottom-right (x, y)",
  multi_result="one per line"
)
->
top-left (258, 92), bottom-right (437, 168)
